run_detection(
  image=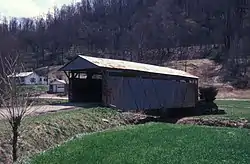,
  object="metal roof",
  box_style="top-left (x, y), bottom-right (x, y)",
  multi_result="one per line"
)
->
top-left (8, 72), bottom-right (34, 78)
top-left (62, 55), bottom-right (198, 79)
top-left (51, 79), bottom-right (67, 85)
